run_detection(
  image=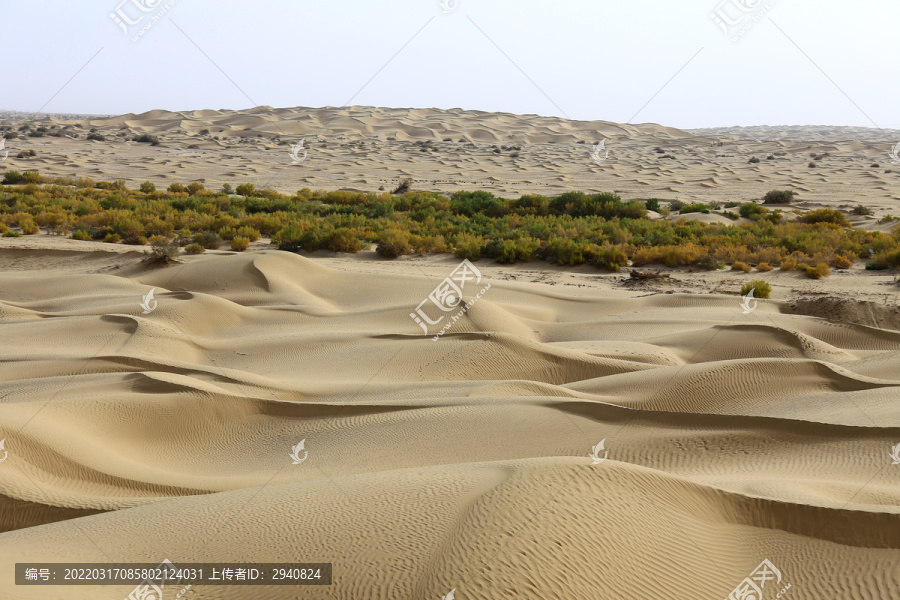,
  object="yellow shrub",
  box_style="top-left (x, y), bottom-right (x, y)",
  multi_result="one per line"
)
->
top-left (731, 261), bottom-right (751, 272)
top-left (756, 262), bottom-right (774, 271)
